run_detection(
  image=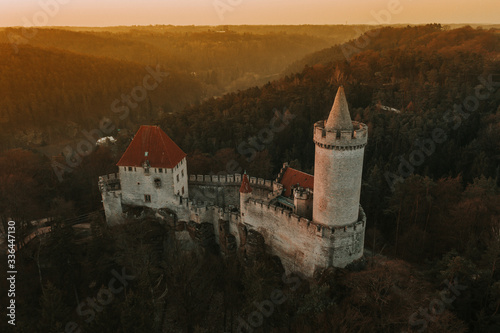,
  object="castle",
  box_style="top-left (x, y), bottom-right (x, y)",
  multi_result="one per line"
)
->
top-left (99, 86), bottom-right (368, 277)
